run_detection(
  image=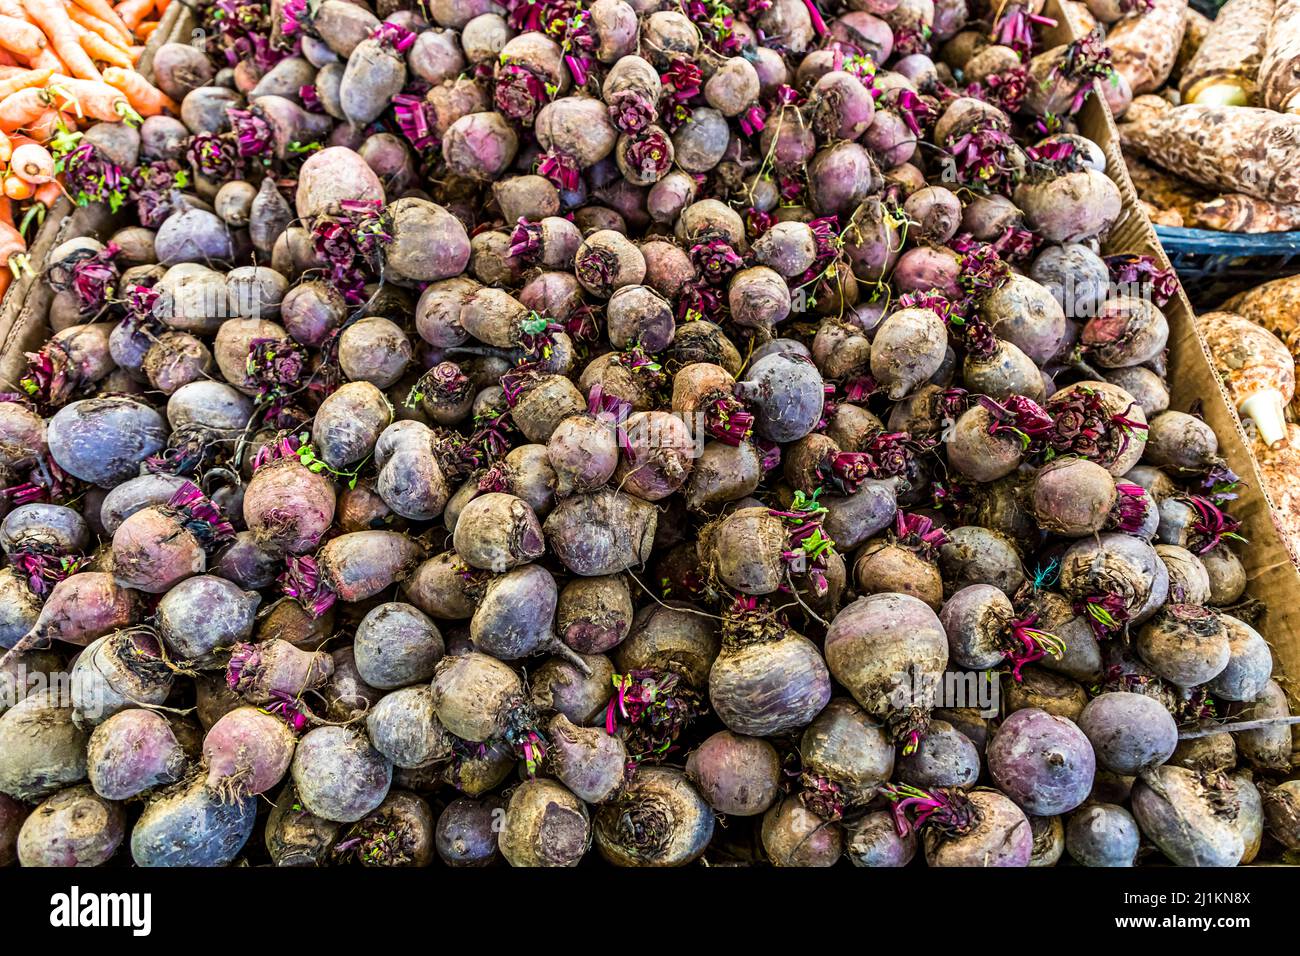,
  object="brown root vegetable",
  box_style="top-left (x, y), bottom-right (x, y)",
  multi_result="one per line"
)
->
top-left (499, 778), bottom-right (591, 867)
top-left (574, 229), bottom-right (646, 298)
top-left (614, 410), bottom-right (697, 501)
top-left (1119, 96), bottom-right (1300, 203)
top-left (544, 488), bottom-right (658, 575)
top-left (284, 531), bottom-right (424, 616)
top-left (18, 784), bottom-right (125, 867)
top-left (1180, 0), bottom-right (1274, 105)
top-left (1131, 765), bottom-right (1244, 866)
top-left (595, 767), bottom-right (714, 867)
top-left (1003, 666), bottom-right (1089, 721)
top-left (12, 571), bottom-right (137, 653)
top-left (430, 651), bottom-right (524, 742)
top-left (1197, 311), bottom-right (1293, 450)
top-left (265, 791), bottom-right (335, 863)
top-left (353, 602), bottom-right (445, 689)
top-left (916, 788), bottom-right (1033, 867)
top-left (1235, 680), bottom-right (1292, 771)
top-left (261, 785), bottom-right (335, 868)
top-left (547, 714), bottom-right (627, 804)
top-left (468, 563), bottom-right (560, 660)
top-left (1107, 0), bottom-right (1189, 94)
top-left (311, 381), bottom-right (393, 470)
top-left (531, 652), bottom-right (615, 726)
top-left (87, 710), bottom-right (187, 800)
top-left (403, 551), bottom-right (478, 620)
top-left (708, 611), bottom-right (831, 737)
top-left (1028, 458), bottom-right (1118, 537)
top-left (824, 593), bottom-right (948, 752)
top-left (435, 796), bottom-right (503, 867)
top-left (290, 726), bottom-right (393, 824)
top-left (612, 603), bottom-right (719, 694)
top-left (980, 273), bottom-right (1068, 366)
top-left (762, 795), bottom-right (842, 866)
top-left (1013, 167), bottom-right (1122, 244)
top-left (1060, 533), bottom-right (1169, 628)
top-left (1083, 296), bottom-right (1169, 369)
top-left (557, 574), bottom-right (633, 653)
top-left (366, 686), bottom-right (454, 769)
top-left (452, 492), bottom-right (544, 572)
top-left (870, 307), bottom-right (948, 400)
top-left (315, 650), bottom-right (378, 726)
top-left (243, 457), bottom-right (337, 557)
top-left (0, 689), bottom-right (89, 801)
top-left (685, 730), bottom-right (781, 816)
top-left (70, 630), bottom-right (173, 728)
top-left (228, 638), bottom-right (334, 705)
top-left (1207, 615), bottom-right (1273, 701)
top-left (845, 810), bottom-right (917, 867)
top-left (204, 706), bottom-right (297, 798)
top-left (1157, 544), bottom-right (1212, 605)
top-left (1135, 604), bottom-right (1229, 688)
top-left (1258, 0), bottom-right (1300, 112)
top-left (801, 697), bottom-right (895, 812)
top-left (295, 145), bottom-right (386, 219)
top-left (338, 317), bottom-right (412, 389)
